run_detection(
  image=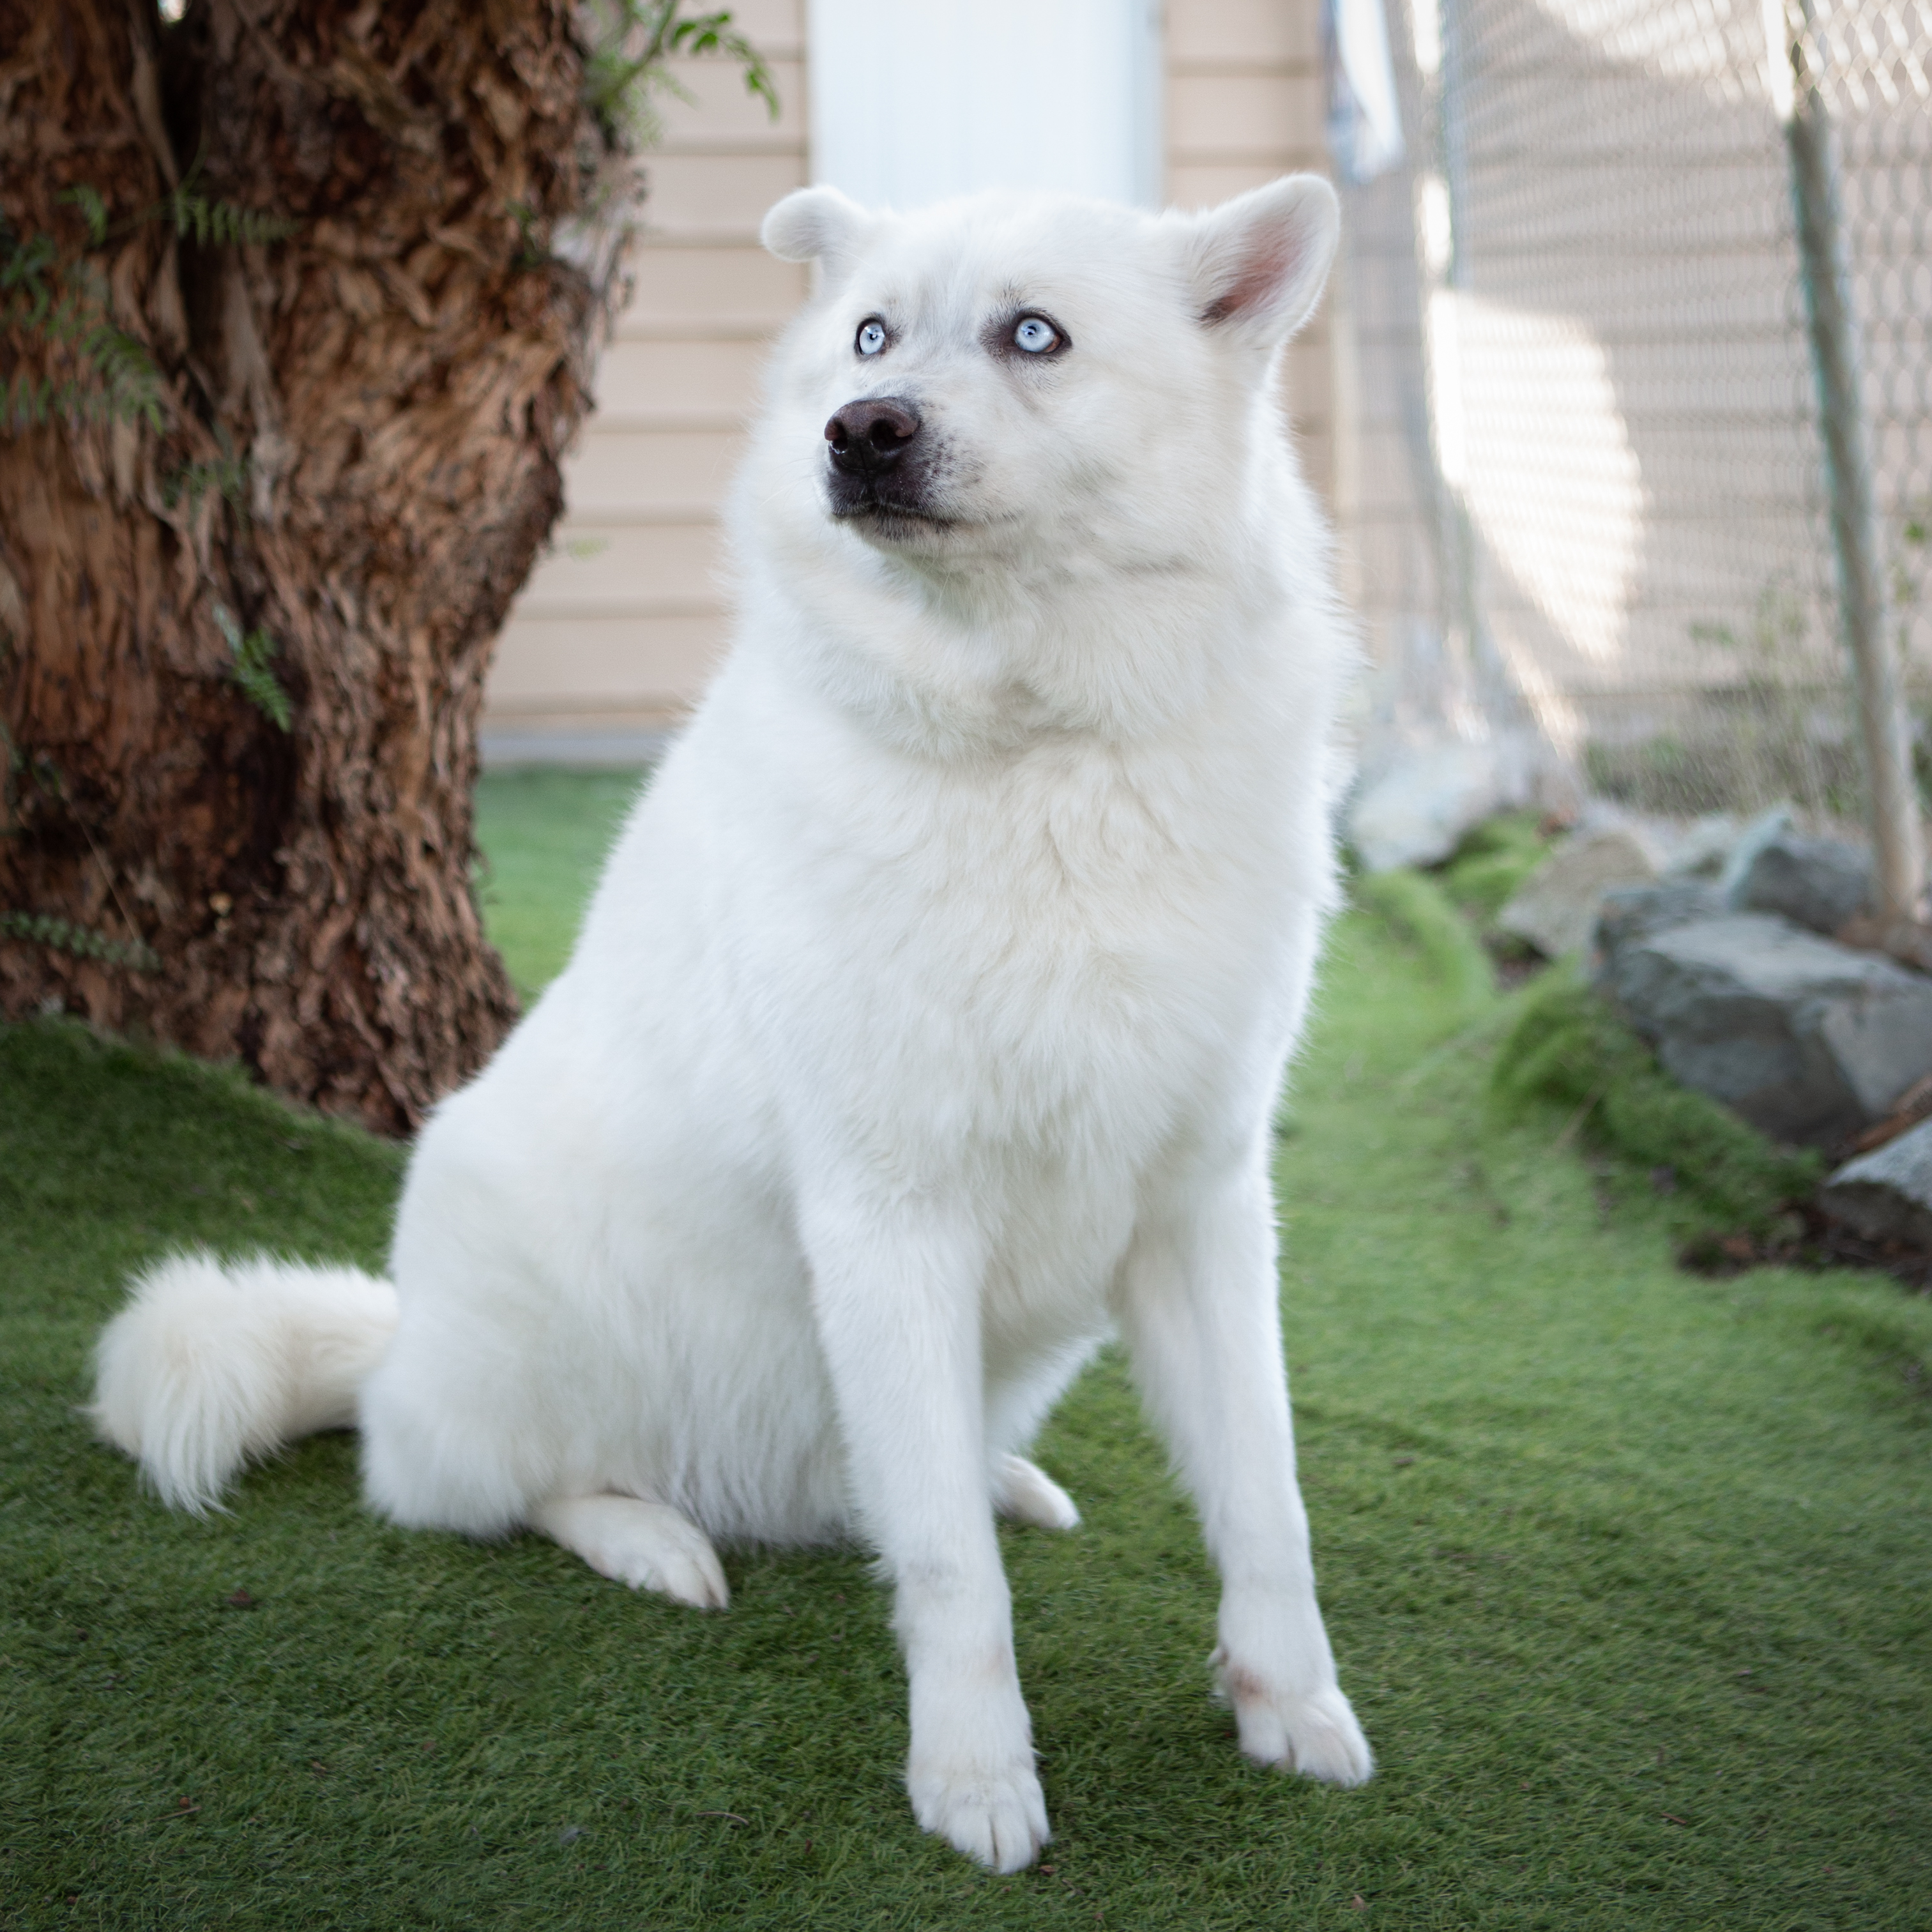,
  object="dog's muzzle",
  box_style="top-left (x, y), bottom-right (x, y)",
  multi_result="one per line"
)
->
top-left (824, 395), bottom-right (944, 524)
